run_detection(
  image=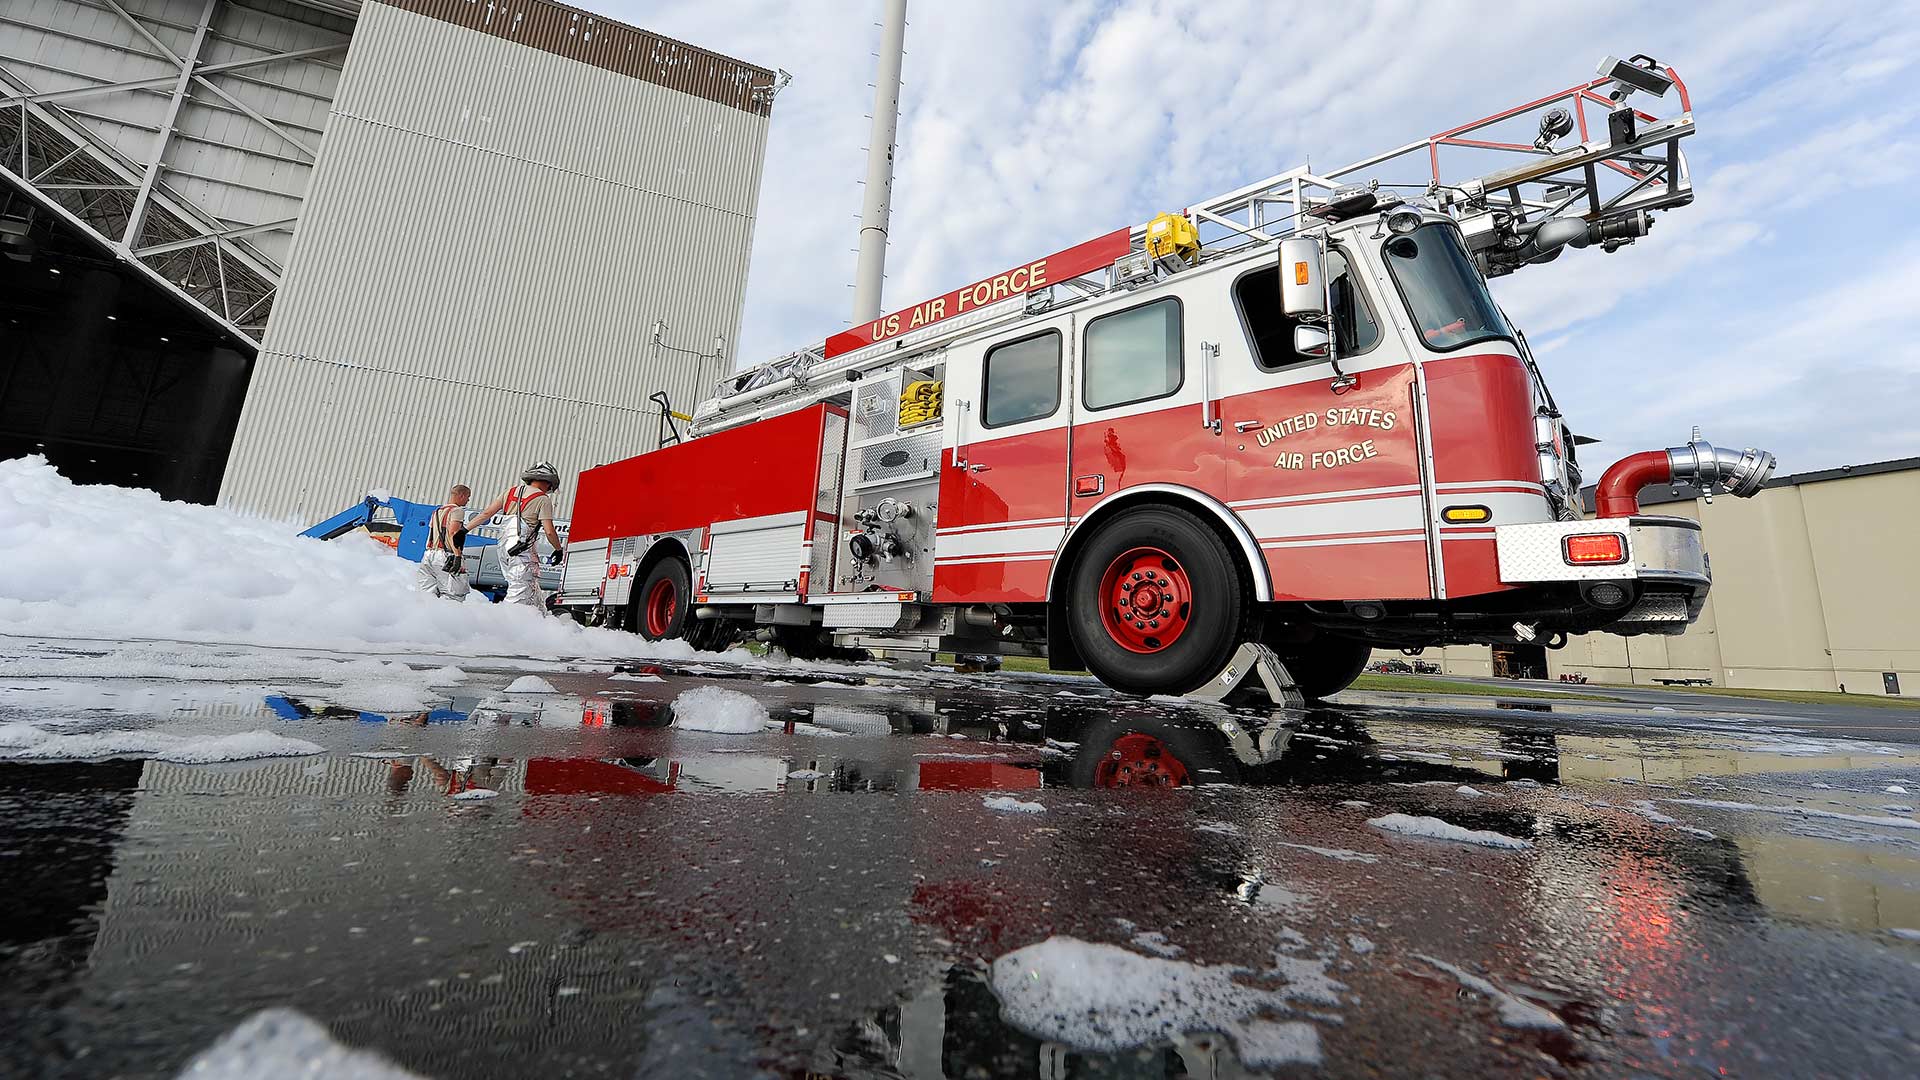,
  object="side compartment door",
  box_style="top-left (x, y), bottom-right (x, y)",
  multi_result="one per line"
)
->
top-left (933, 319), bottom-right (1073, 603)
top-left (1212, 250), bottom-right (1433, 601)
